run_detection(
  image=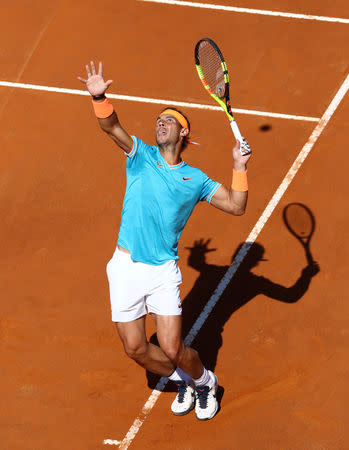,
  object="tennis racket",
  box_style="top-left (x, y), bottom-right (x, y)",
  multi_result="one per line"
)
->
top-left (194, 38), bottom-right (251, 155)
top-left (283, 203), bottom-right (315, 265)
